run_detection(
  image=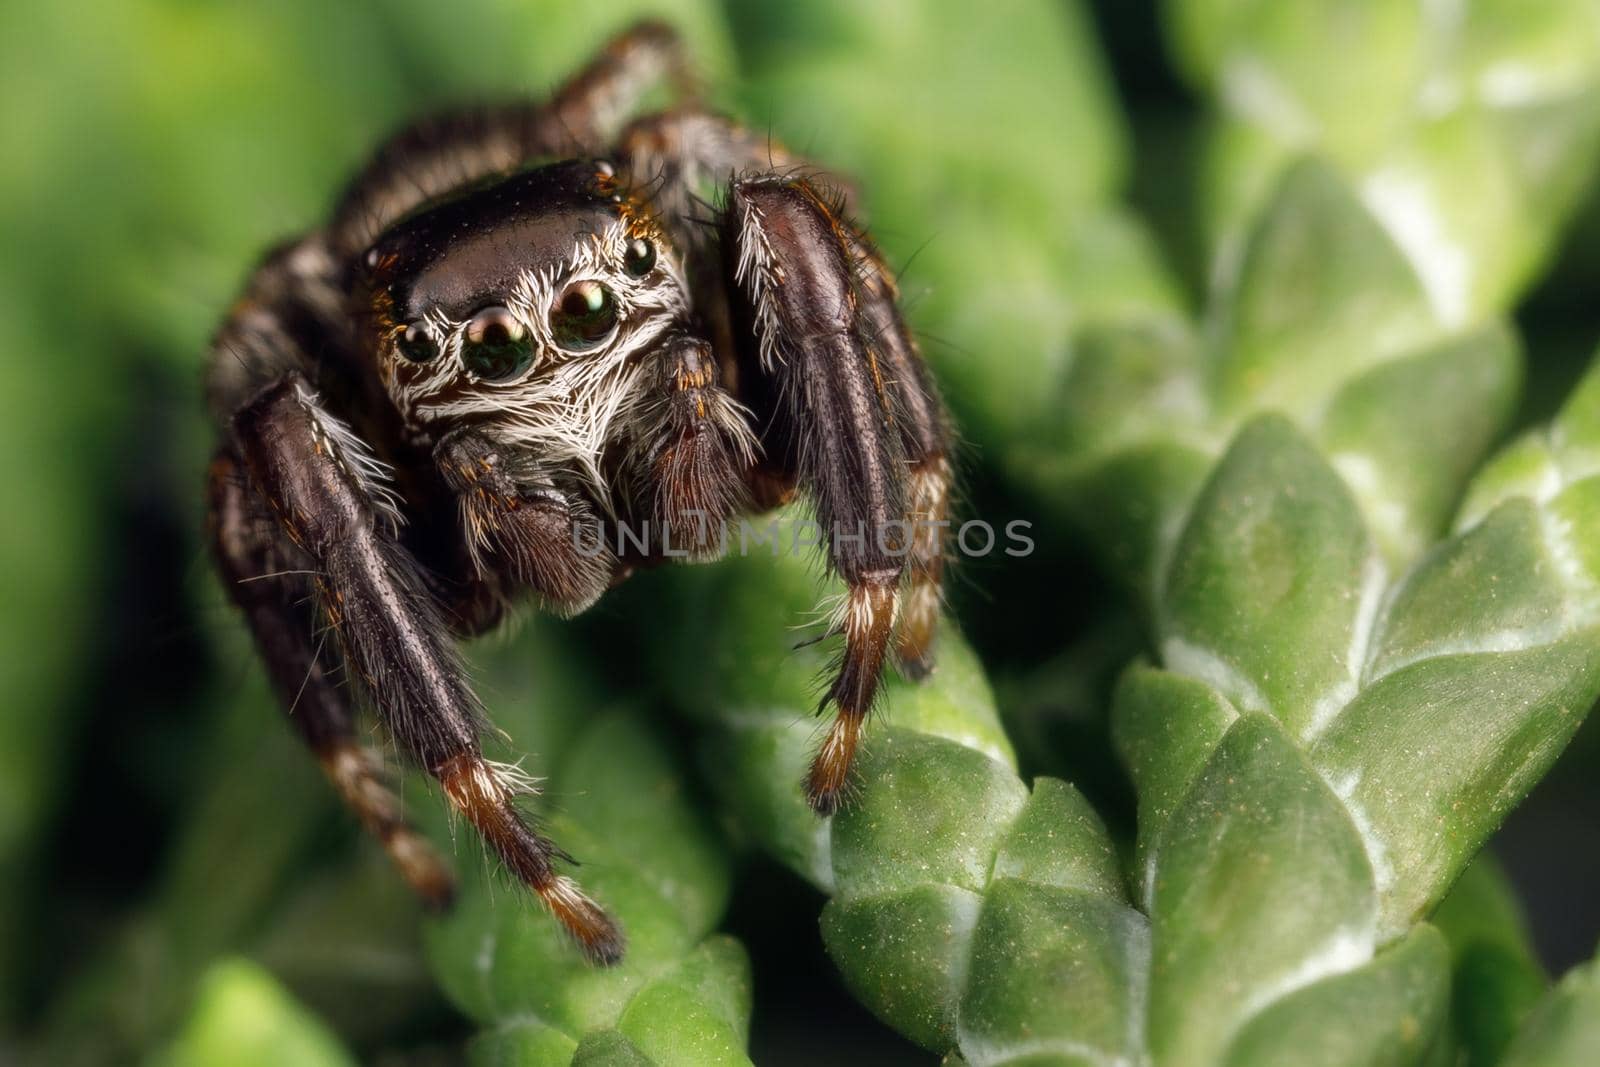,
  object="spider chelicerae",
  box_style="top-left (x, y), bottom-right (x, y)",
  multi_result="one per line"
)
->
top-left (206, 21), bottom-right (951, 963)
